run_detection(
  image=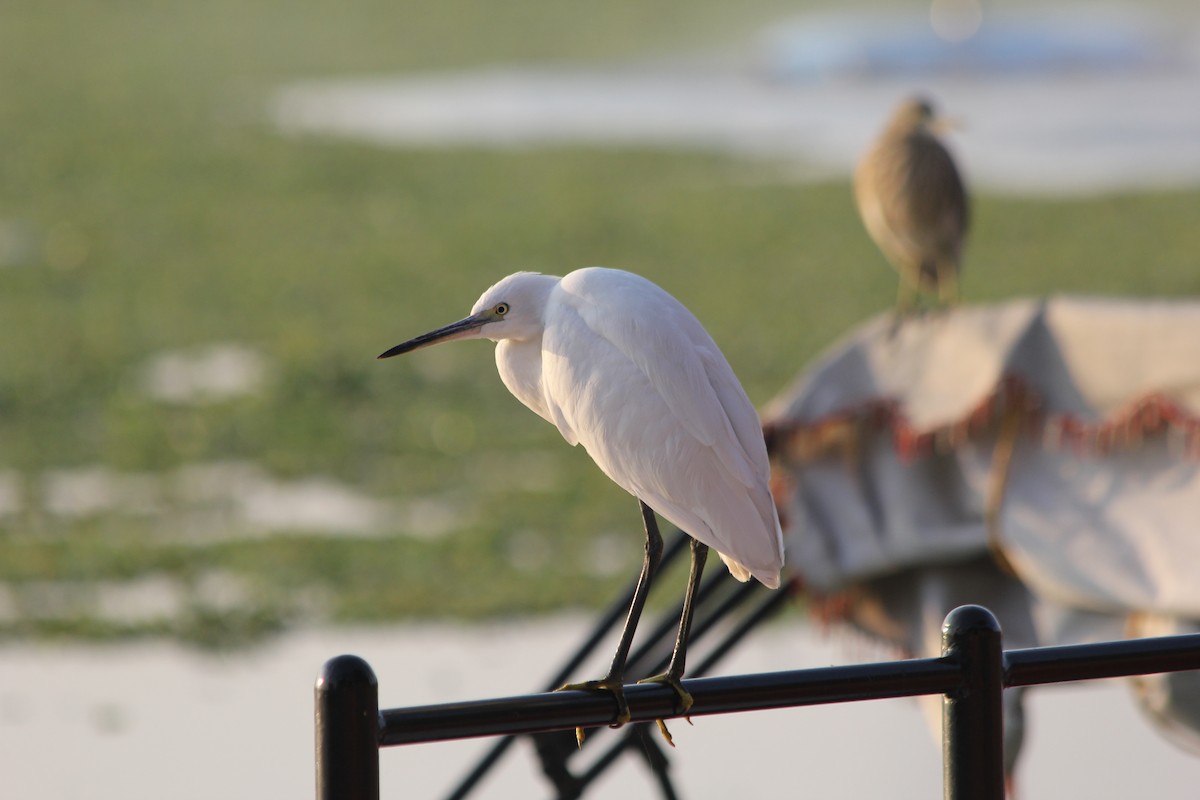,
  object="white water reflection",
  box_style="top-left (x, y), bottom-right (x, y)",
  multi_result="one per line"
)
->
top-left (0, 571), bottom-right (258, 627)
top-left (36, 461), bottom-right (469, 541)
top-left (141, 343), bottom-right (270, 405)
top-left (272, 7), bottom-right (1200, 194)
top-left (42, 467), bottom-right (161, 519)
top-left (0, 470), bottom-right (24, 518)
